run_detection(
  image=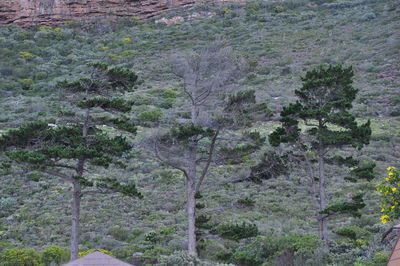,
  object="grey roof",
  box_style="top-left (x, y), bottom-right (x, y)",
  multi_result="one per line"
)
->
top-left (63, 251), bottom-right (133, 266)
